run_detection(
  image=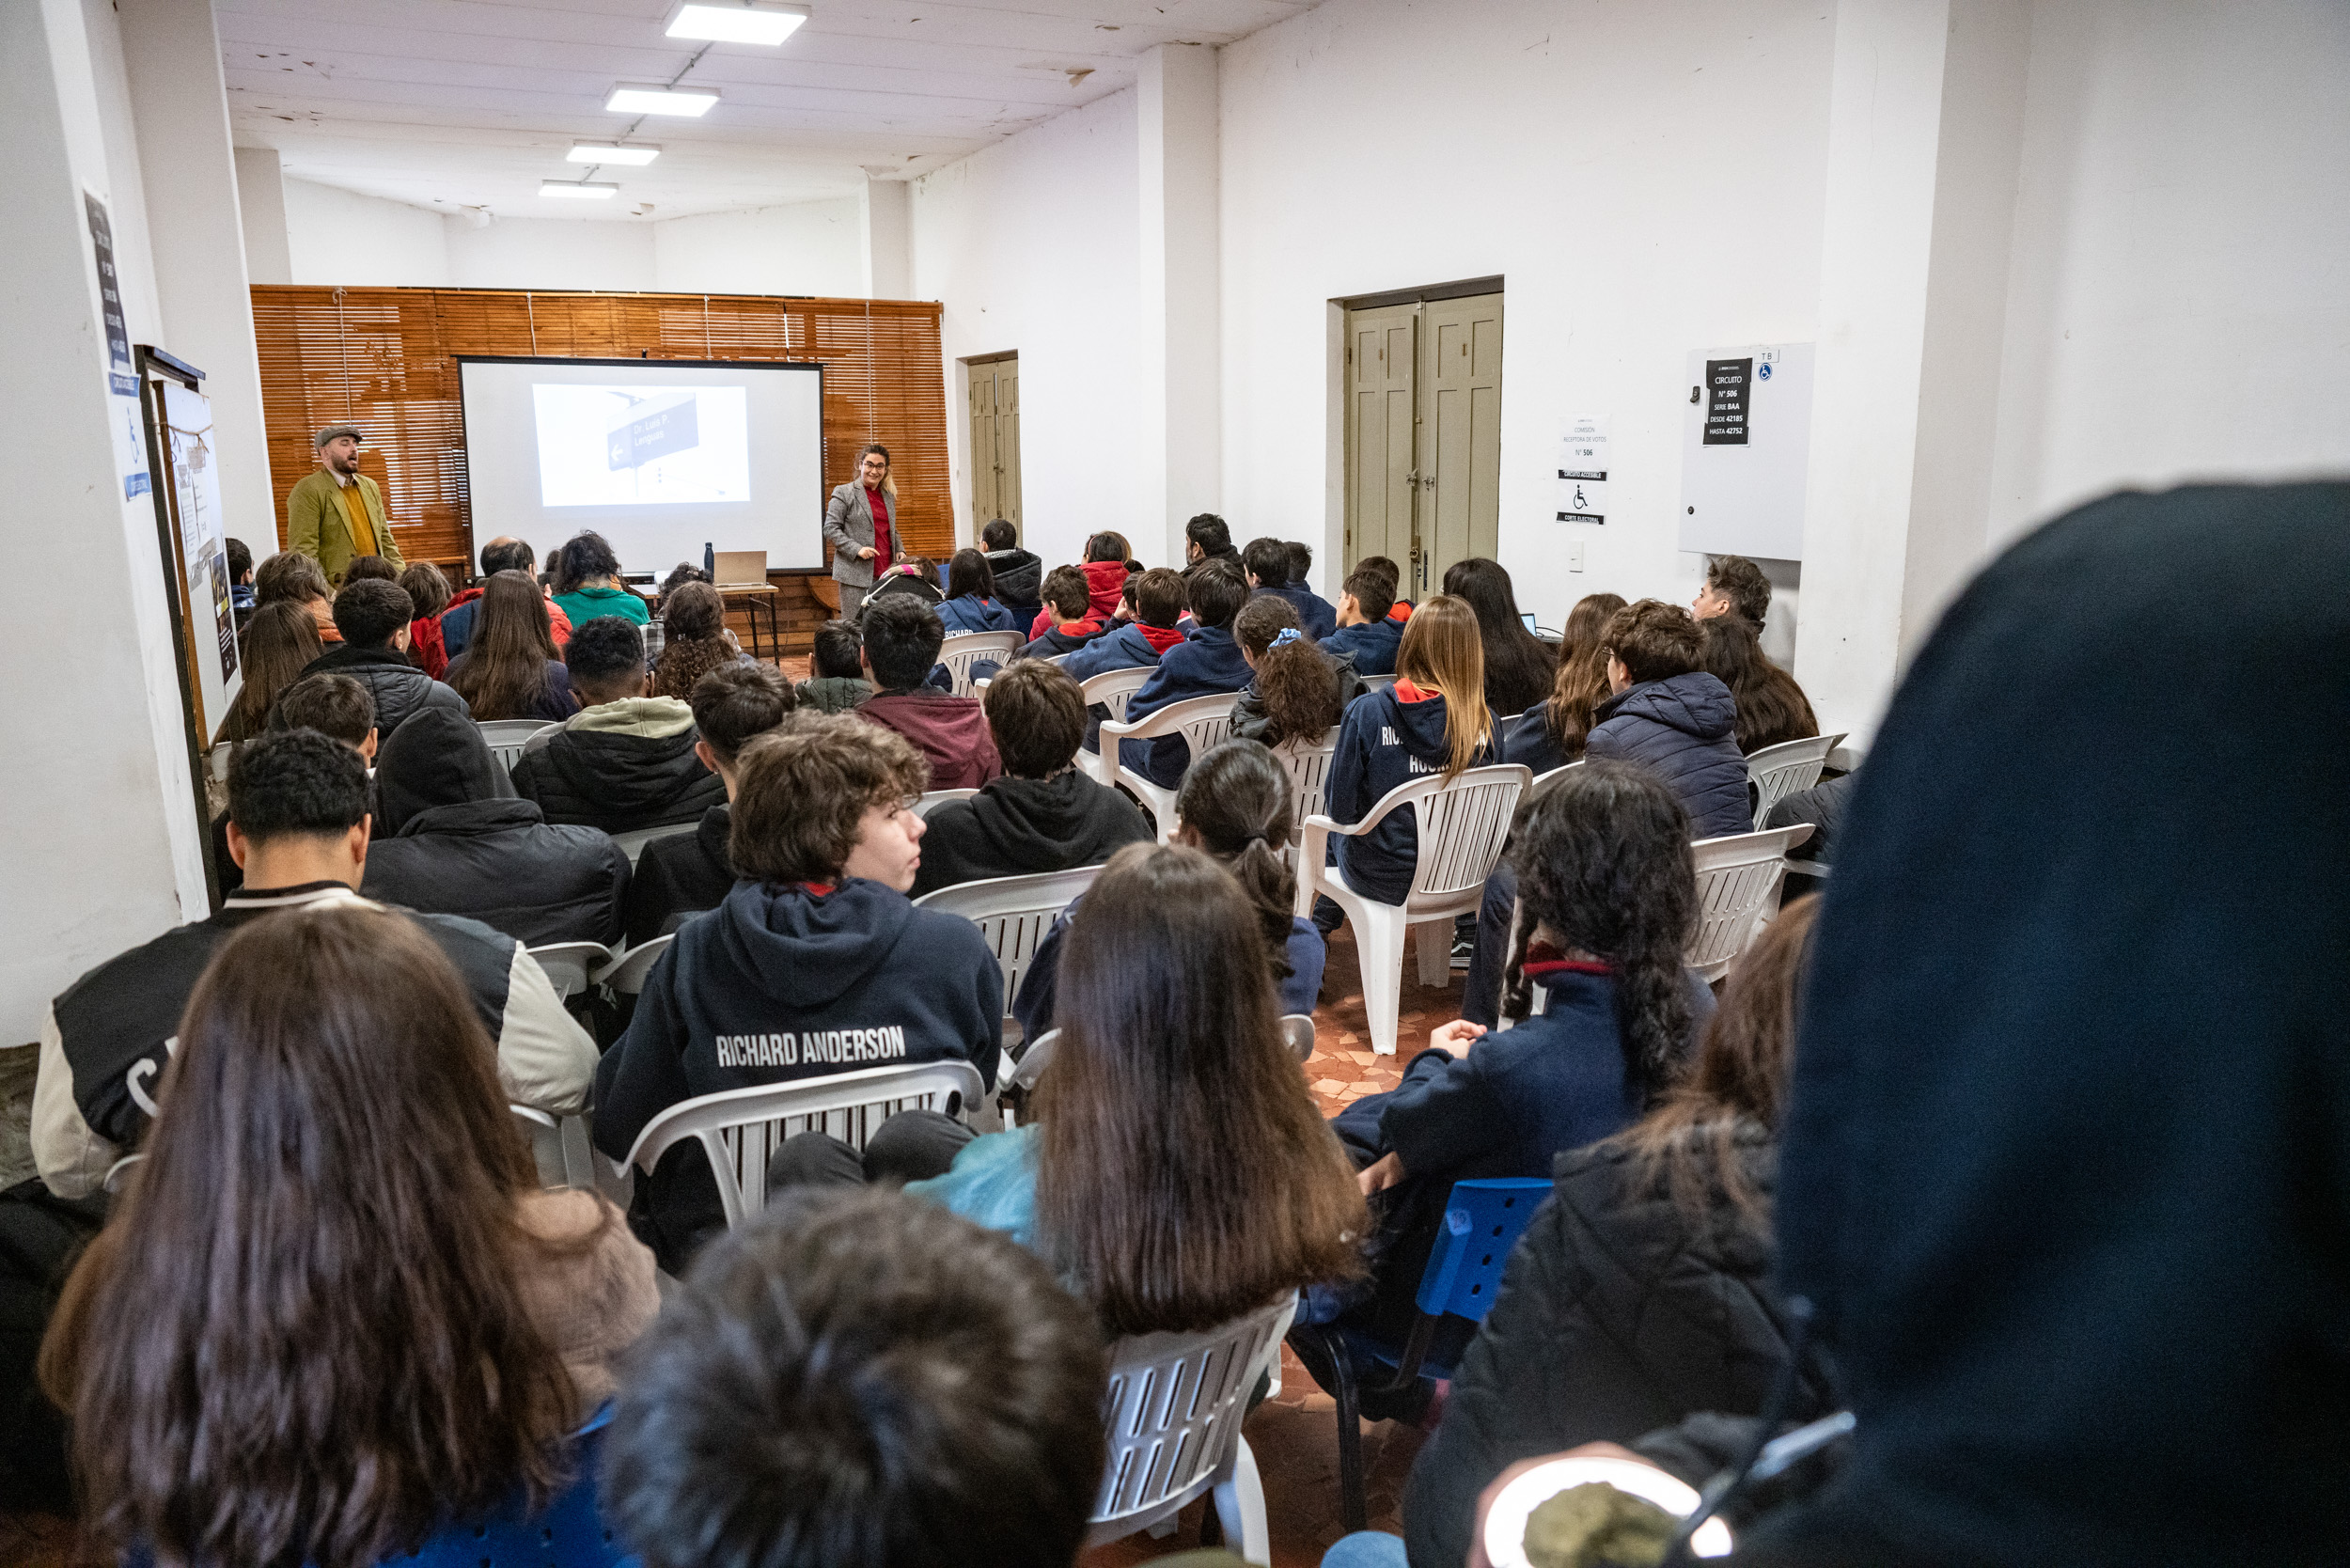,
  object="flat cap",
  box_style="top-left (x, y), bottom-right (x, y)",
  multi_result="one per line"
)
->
top-left (314, 423), bottom-right (363, 448)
